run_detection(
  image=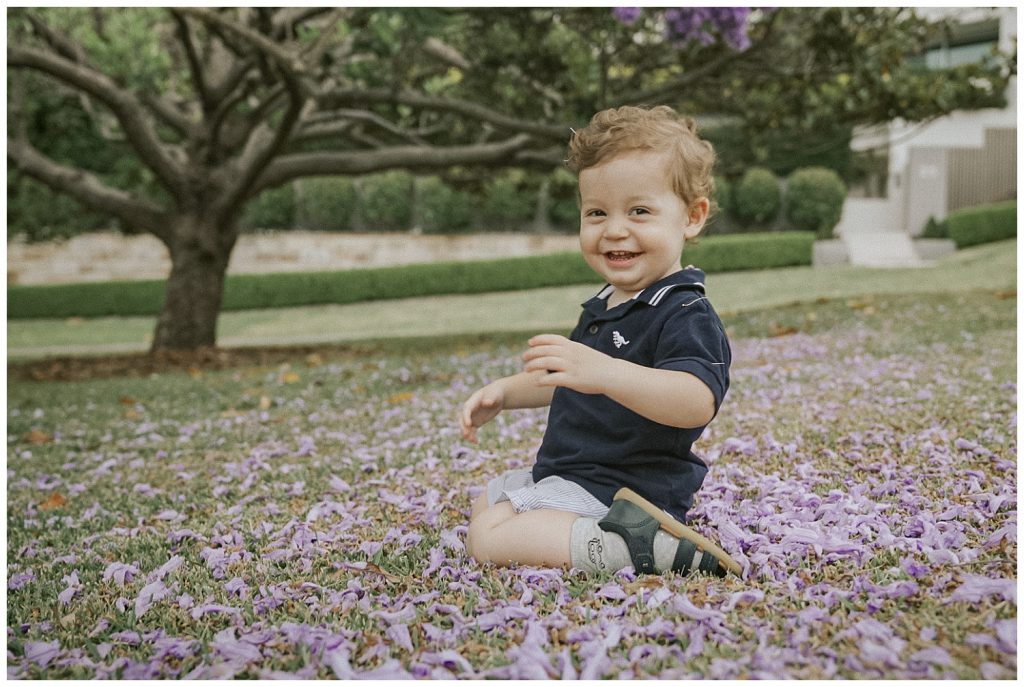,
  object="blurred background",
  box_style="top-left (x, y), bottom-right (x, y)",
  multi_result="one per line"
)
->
top-left (6, 7), bottom-right (1017, 352)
